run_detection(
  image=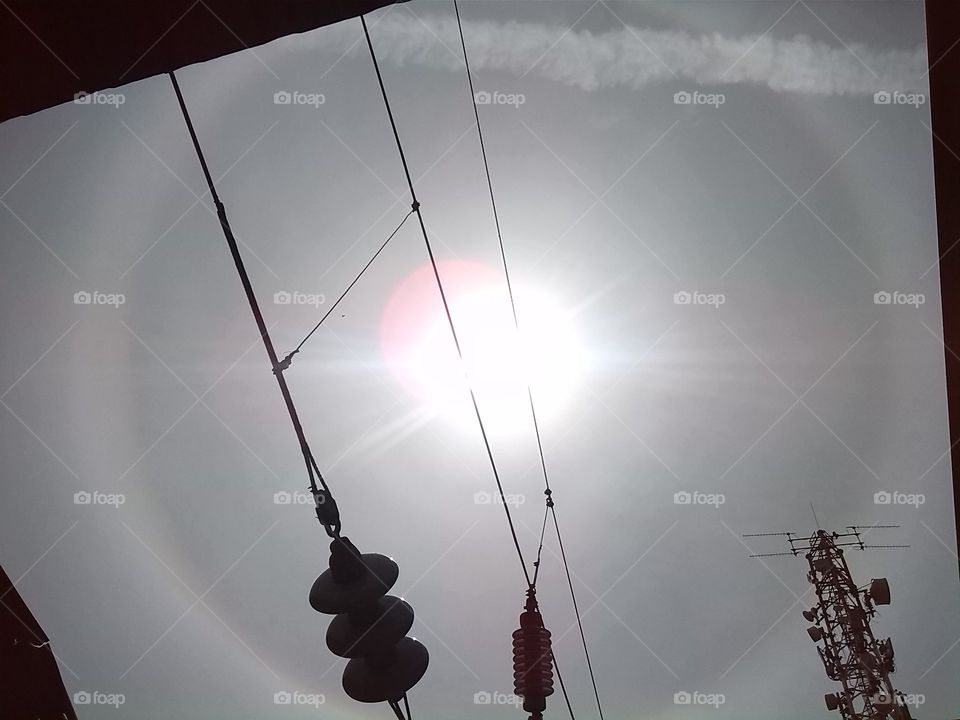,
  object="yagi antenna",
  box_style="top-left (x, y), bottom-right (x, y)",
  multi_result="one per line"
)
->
top-left (862, 545), bottom-right (911, 549)
top-left (742, 524), bottom-right (907, 557)
top-left (849, 525), bottom-right (901, 530)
